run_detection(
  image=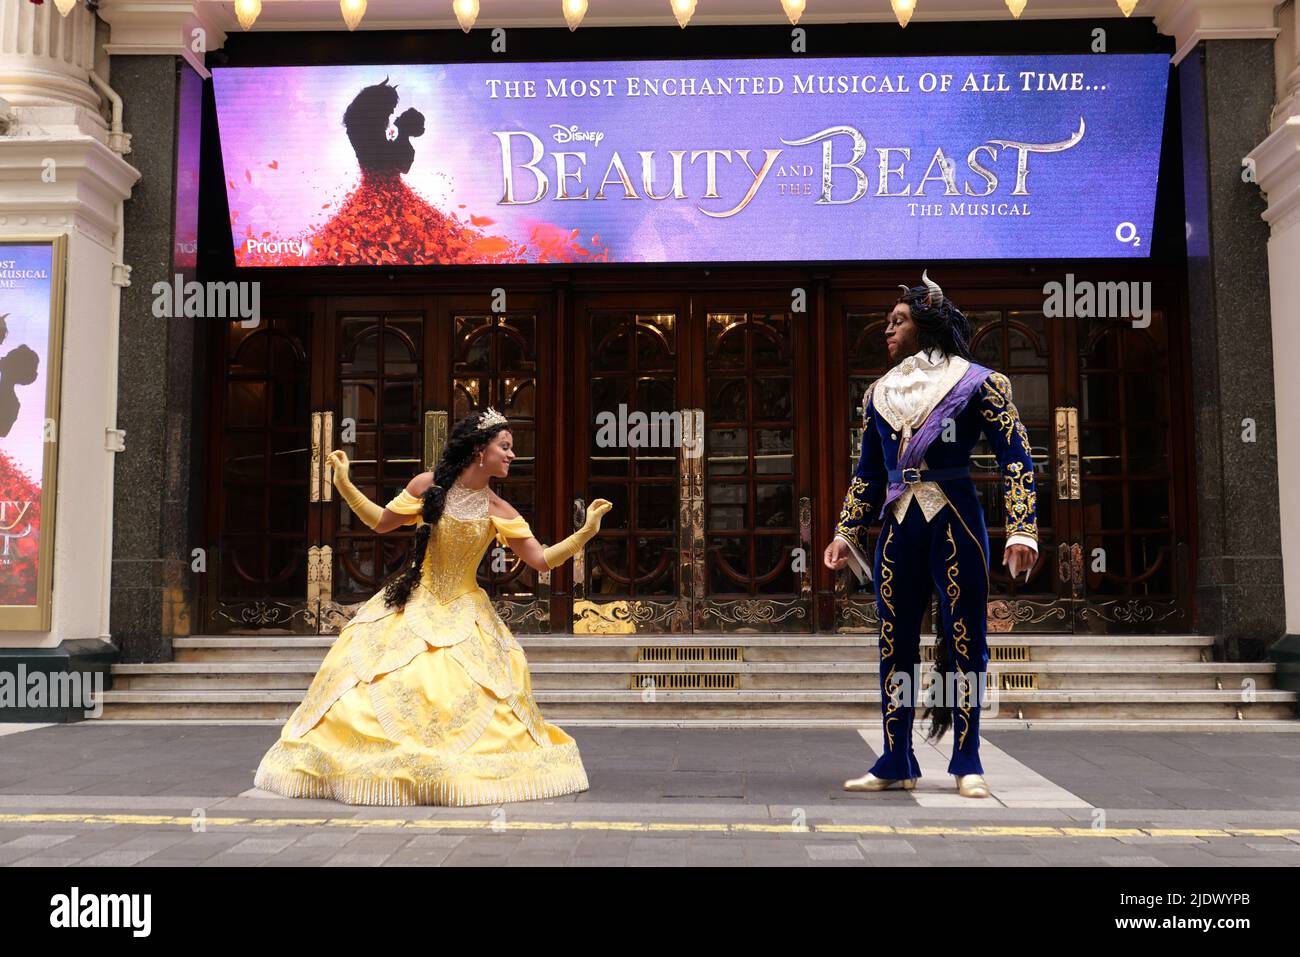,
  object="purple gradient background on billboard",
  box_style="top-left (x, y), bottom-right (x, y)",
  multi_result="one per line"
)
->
top-left (212, 54), bottom-right (1168, 265)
